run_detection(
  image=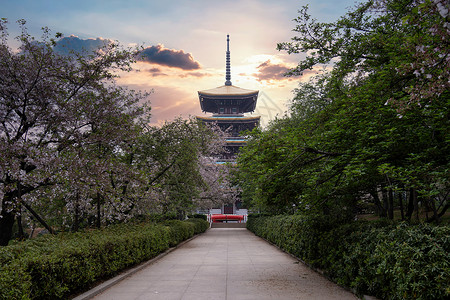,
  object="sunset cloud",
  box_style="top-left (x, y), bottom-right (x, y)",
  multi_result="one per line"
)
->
top-left (138, 44), bottom-right (201, 70)
top-left (4, 0), bottom-right (357, 126)
top-left (178, 71), bottom-right (211, 78)
top-left (254, 60), bottom-right (292, 82)
top-left (145, 67), bottom-right (169, 77)
top-left (54, 35), bottom-right (113, 55)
